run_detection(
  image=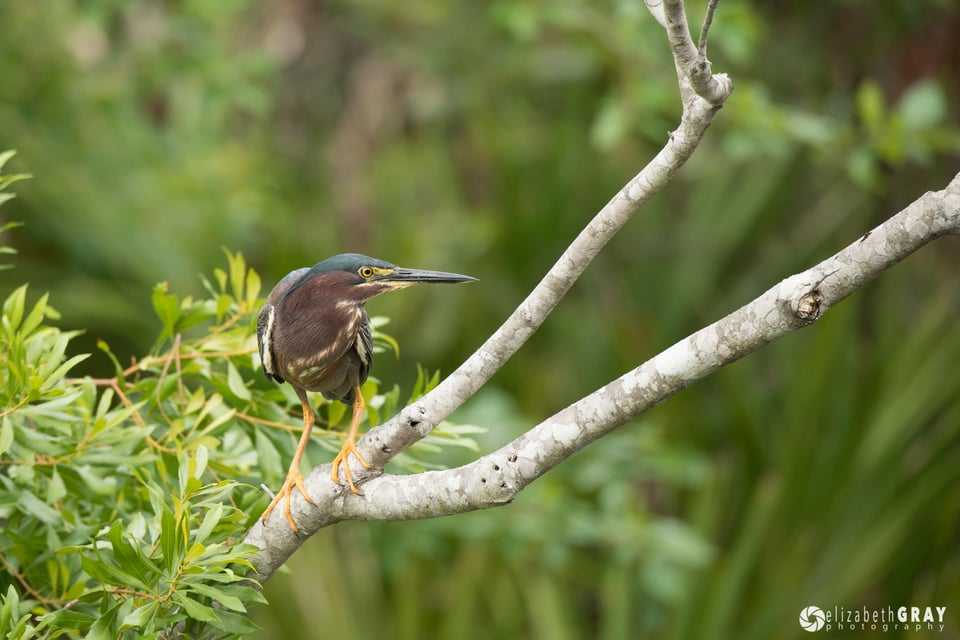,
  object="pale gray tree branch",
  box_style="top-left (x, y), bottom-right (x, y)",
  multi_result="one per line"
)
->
top-left (243, 0), bottom-right (726, 581)
top-left (278, 172), bottom-right (960, 518)
top-left (242, 0), bottom-right (960, 581)
top-left (338, 172), bottom-right (960, 518)
top-left (247, 172), bottom-right (960, 582)
top-left (660, 0), bottom-right (729, 103)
